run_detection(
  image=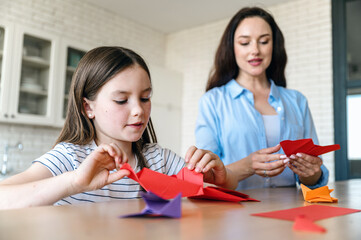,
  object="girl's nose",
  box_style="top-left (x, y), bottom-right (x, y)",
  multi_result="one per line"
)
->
top-left (131, 101), bottom-right (144, 116)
